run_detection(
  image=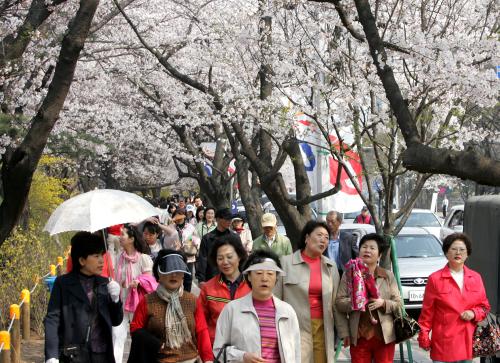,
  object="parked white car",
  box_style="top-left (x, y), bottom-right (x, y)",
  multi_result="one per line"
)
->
top-left (395, 228), bottom-right (446, 309)
top-left (439, 205), bottom-right (464, 241)
top-left (398, 209), bottom-right (442, 240)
